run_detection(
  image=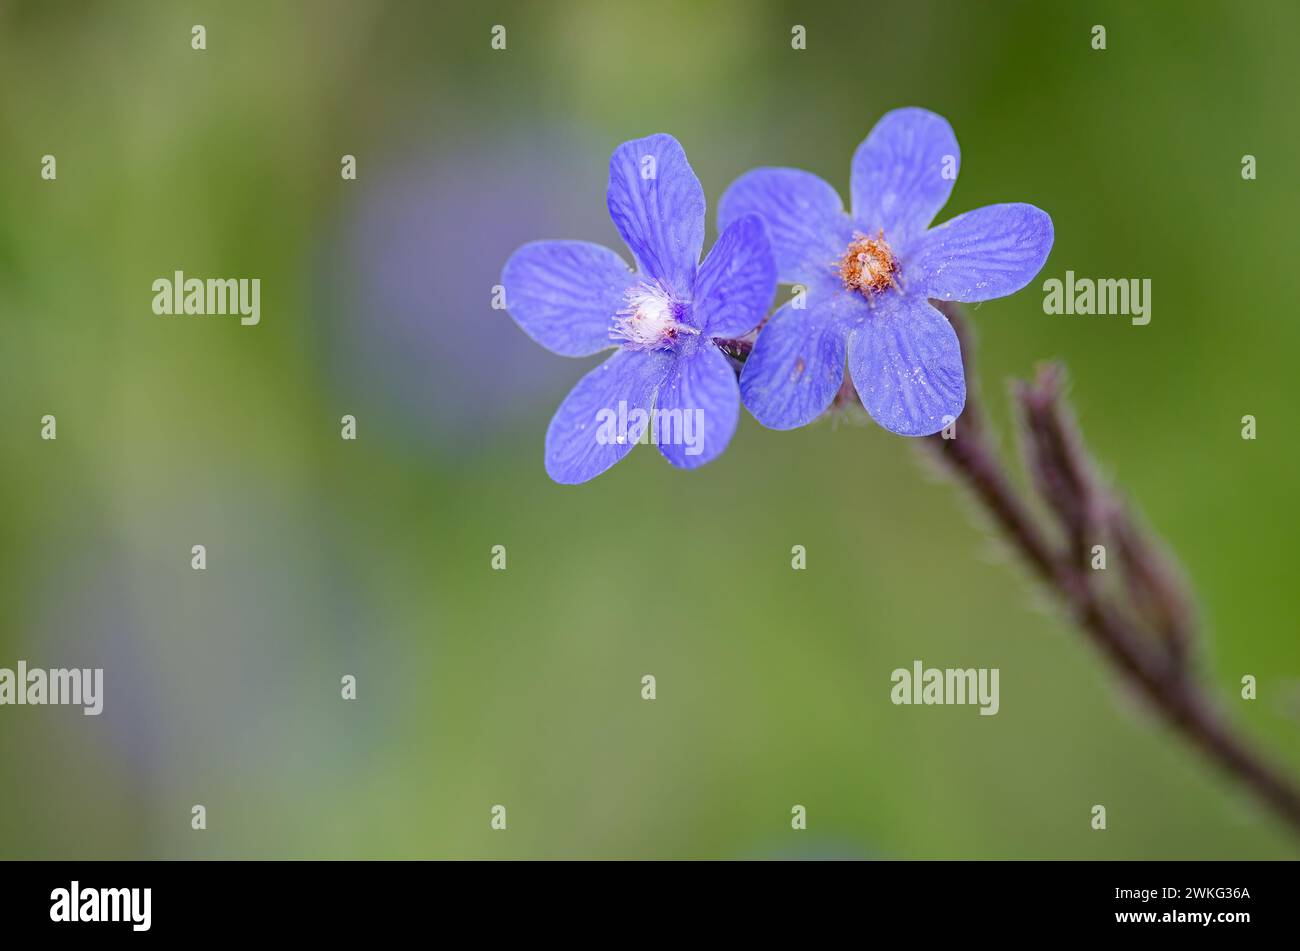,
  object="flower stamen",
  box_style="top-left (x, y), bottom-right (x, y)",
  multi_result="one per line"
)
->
top-left (837, 230), bottom-right (901, 300)
top-left (610, 281), bottom-right (697, 351)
